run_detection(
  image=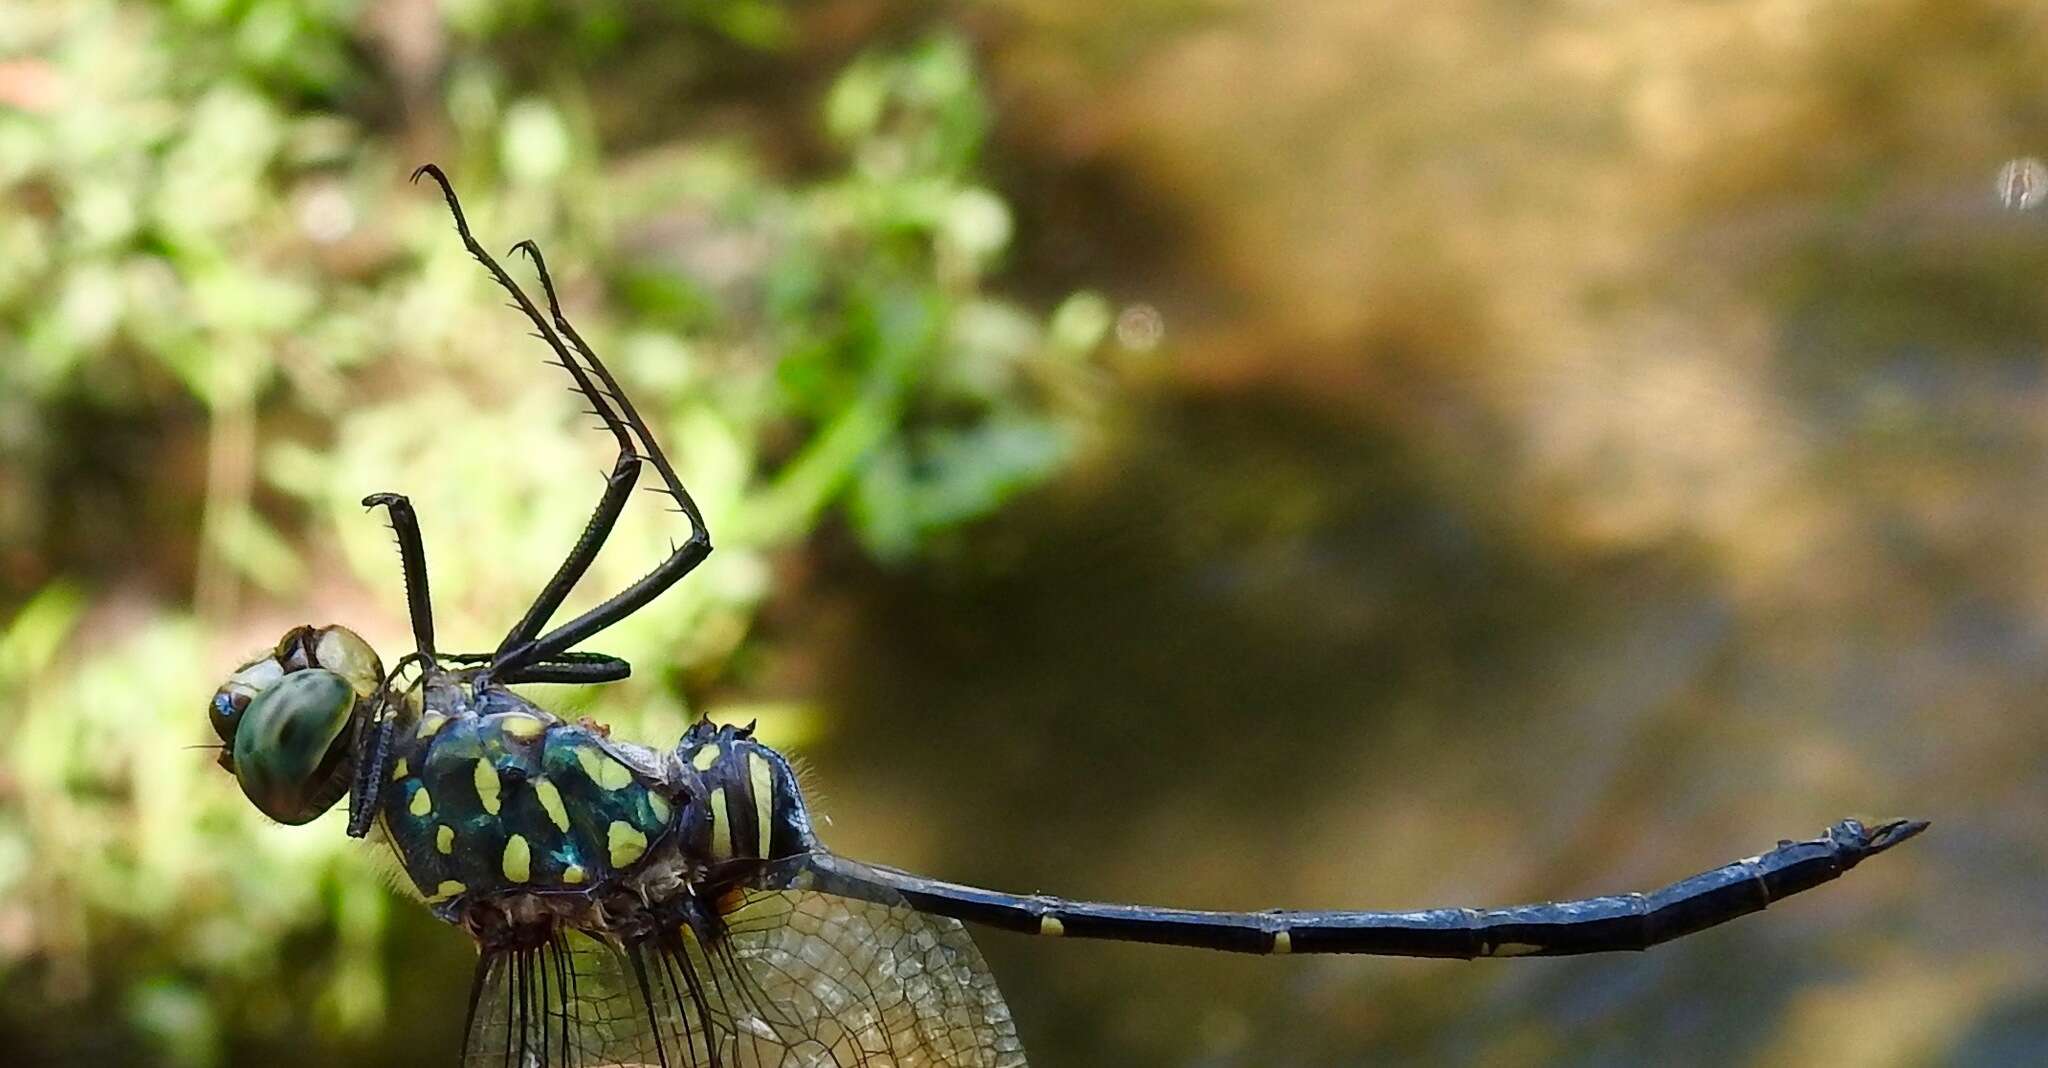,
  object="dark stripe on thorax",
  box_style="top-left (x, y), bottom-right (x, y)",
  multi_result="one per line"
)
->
top-left (685, 731), bottom-right (816, 864)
